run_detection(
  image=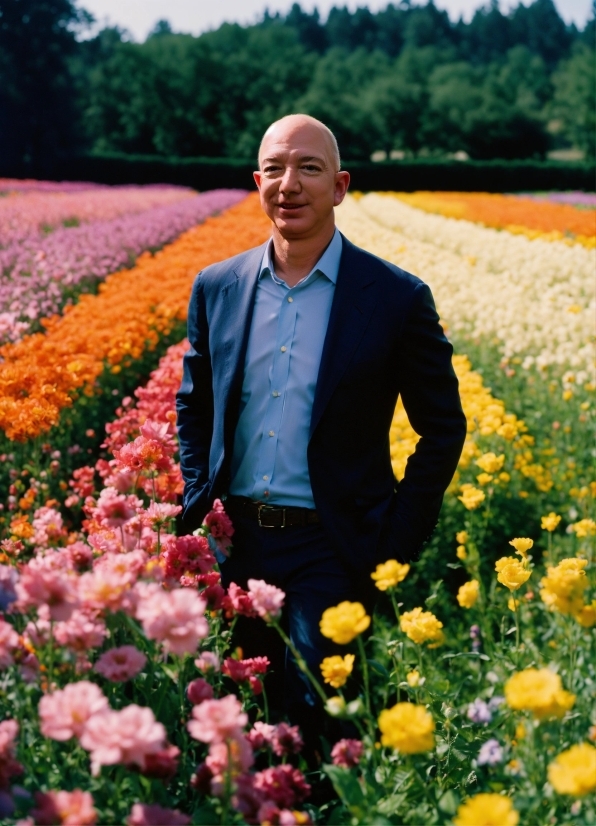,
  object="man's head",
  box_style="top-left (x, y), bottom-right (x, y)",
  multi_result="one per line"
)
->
top-left (254, 114), bottom-right (350, 242)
